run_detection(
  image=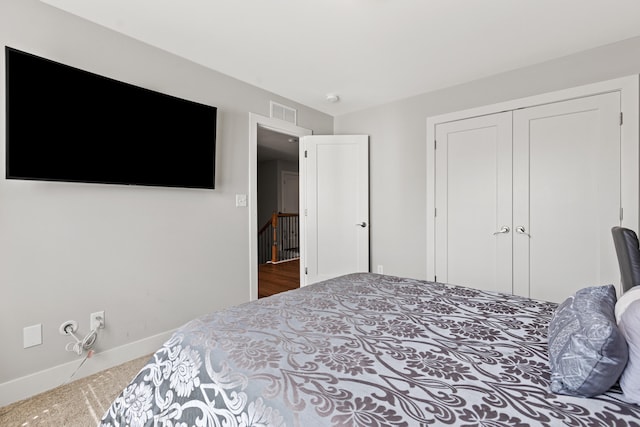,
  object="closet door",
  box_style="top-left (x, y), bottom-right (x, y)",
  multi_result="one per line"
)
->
top-left (434, 112), bottom-right (512, 293)
top-left (513, 92), bottom-right (621, 303)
